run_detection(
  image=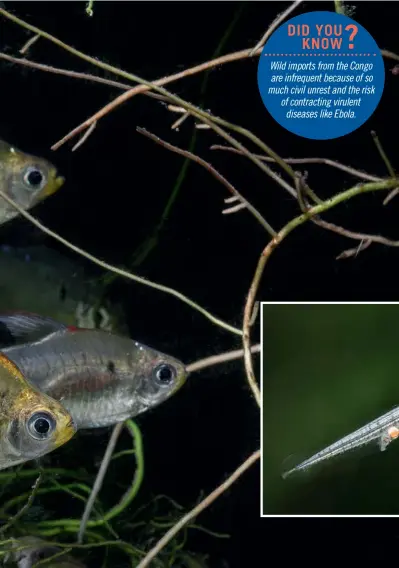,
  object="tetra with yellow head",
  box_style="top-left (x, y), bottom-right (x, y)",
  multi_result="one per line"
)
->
top-left (0, 140), bottom-right (64, 226)
top-left (0, 353), bottom-right (76, 470)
